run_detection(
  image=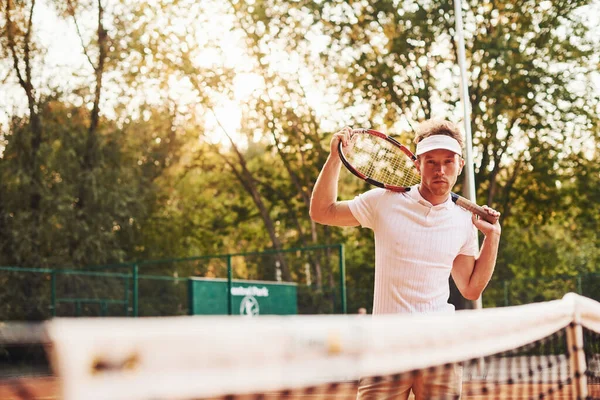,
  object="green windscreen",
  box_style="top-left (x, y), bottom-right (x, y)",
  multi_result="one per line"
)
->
top-left (188, 278), bottom-right (297, 316)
